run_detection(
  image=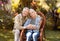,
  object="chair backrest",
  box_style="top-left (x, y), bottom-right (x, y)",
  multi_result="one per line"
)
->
top-left (37, 11), bottom-right (46, 31)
